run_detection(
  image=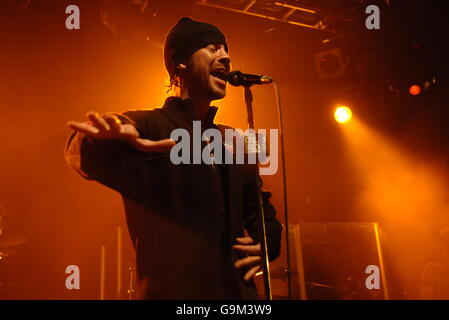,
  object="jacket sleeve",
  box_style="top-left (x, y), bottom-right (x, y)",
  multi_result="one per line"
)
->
top-left (243, 164), bottom-right (283, 261)
top-left (63, 112), bottom-right (138, 197)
